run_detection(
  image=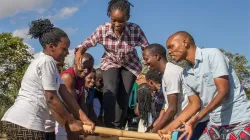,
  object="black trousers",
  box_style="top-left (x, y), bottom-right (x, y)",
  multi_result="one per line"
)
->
top-left (103, 67), bottom-right (136, 128)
